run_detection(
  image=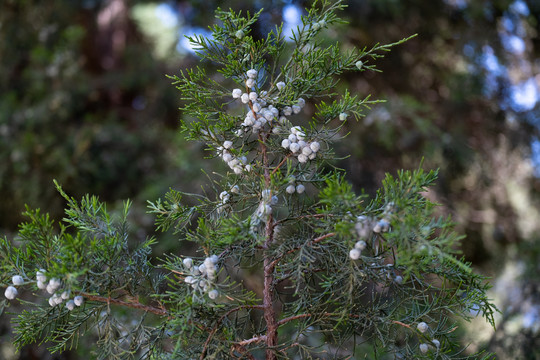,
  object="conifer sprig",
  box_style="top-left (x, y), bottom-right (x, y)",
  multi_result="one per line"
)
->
top-left (0, 1), bottom-right (496, 359)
